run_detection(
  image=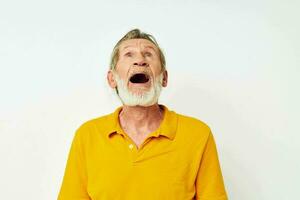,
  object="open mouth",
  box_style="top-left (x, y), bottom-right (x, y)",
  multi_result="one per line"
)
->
top-left (129, 73), bottom-right (150, 84)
